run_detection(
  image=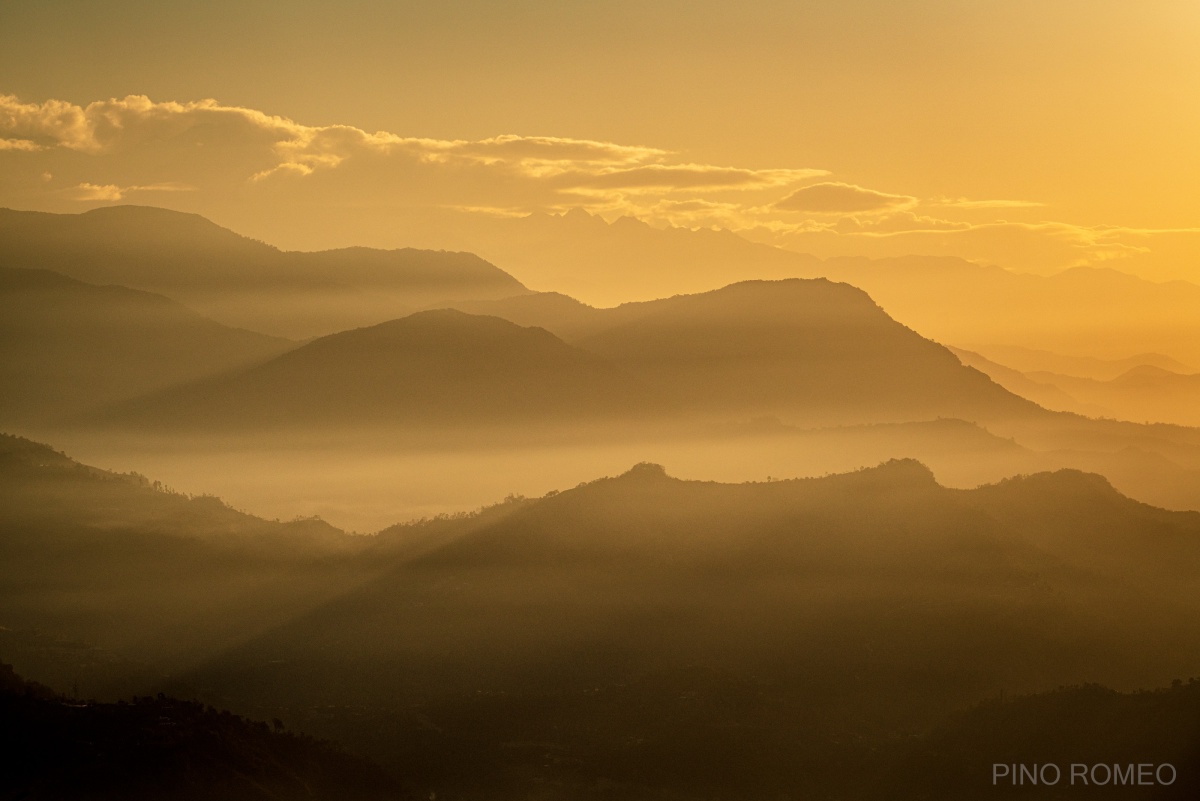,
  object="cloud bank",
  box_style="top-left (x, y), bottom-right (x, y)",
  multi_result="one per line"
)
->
top-left (776, 182), bottom-right (916, 214)
top-left (2, 93), bottom-right (1197, 282)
